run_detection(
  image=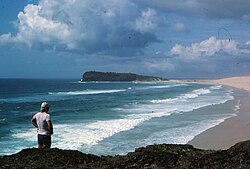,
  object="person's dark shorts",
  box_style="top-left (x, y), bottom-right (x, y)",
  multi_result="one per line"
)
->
top-left (38, 134), bottom-right (51, 148)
